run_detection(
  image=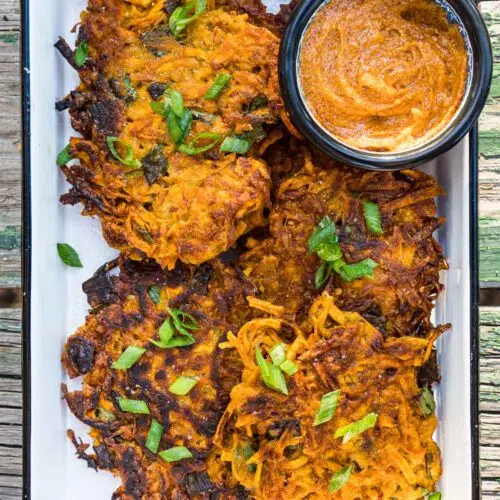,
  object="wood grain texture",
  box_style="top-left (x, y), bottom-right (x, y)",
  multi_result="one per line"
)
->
top-left (480, 2), bottom-right (500, 285)
top-left (0, 0), bottom-right (21, 289)
top-left (0, 0), bottom-right (499, 498)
